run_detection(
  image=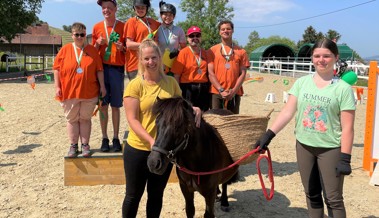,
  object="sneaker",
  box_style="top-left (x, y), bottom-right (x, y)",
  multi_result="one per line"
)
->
top-left (67, 144), bottom-right (79, 157)
top-left (101, 138), bottom-right (110, 152)
top-left (112, 138), bottom-right (122, 152)
top-left (81, 144), bottom-right (92, 157)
